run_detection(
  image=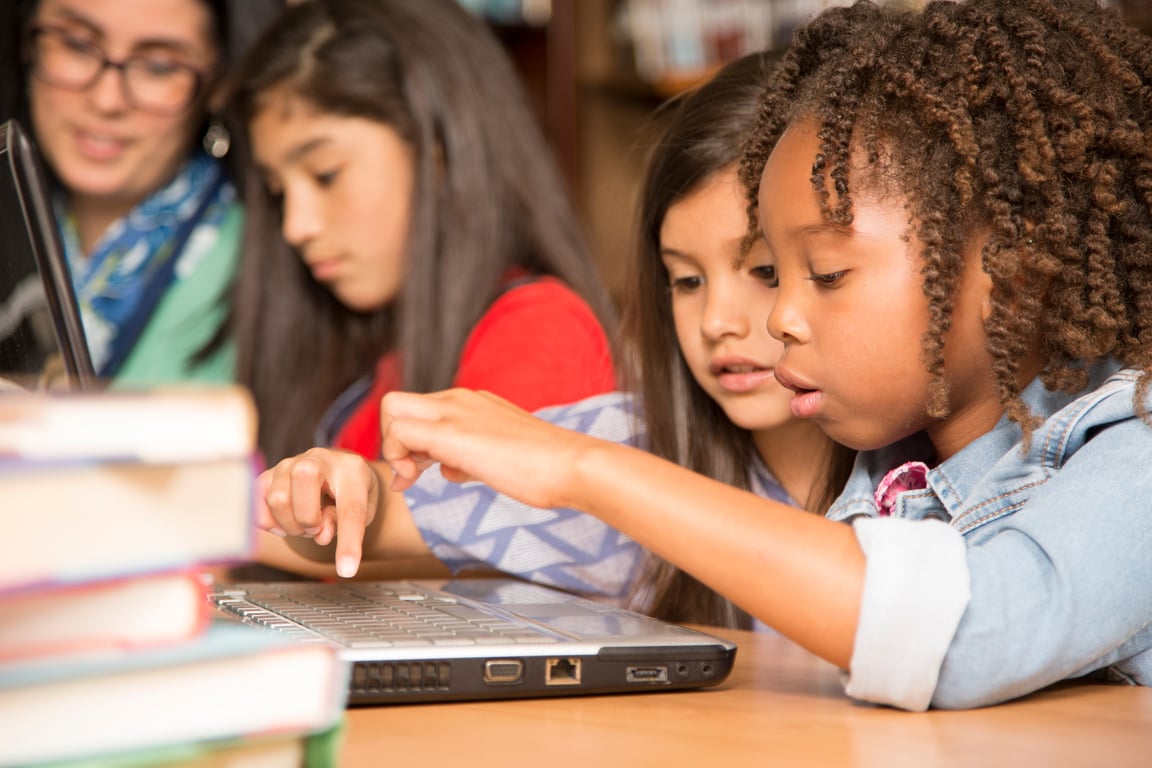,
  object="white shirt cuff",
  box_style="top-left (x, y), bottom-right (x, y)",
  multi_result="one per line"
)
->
top-left (843, 517), bottom-right (971, 711)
